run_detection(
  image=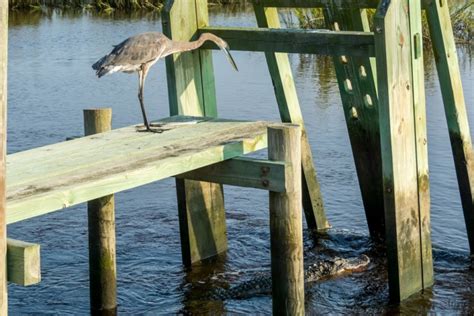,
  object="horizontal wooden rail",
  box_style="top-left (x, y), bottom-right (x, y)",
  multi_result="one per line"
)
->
top-left (177, 157), bottom-right (287, 192)
top-left (198, 27), bottom-right (375, 56)
top-left (252, 0), bottom-right (429, 9)
top-left (7, 239), bottom-right (41, 286)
